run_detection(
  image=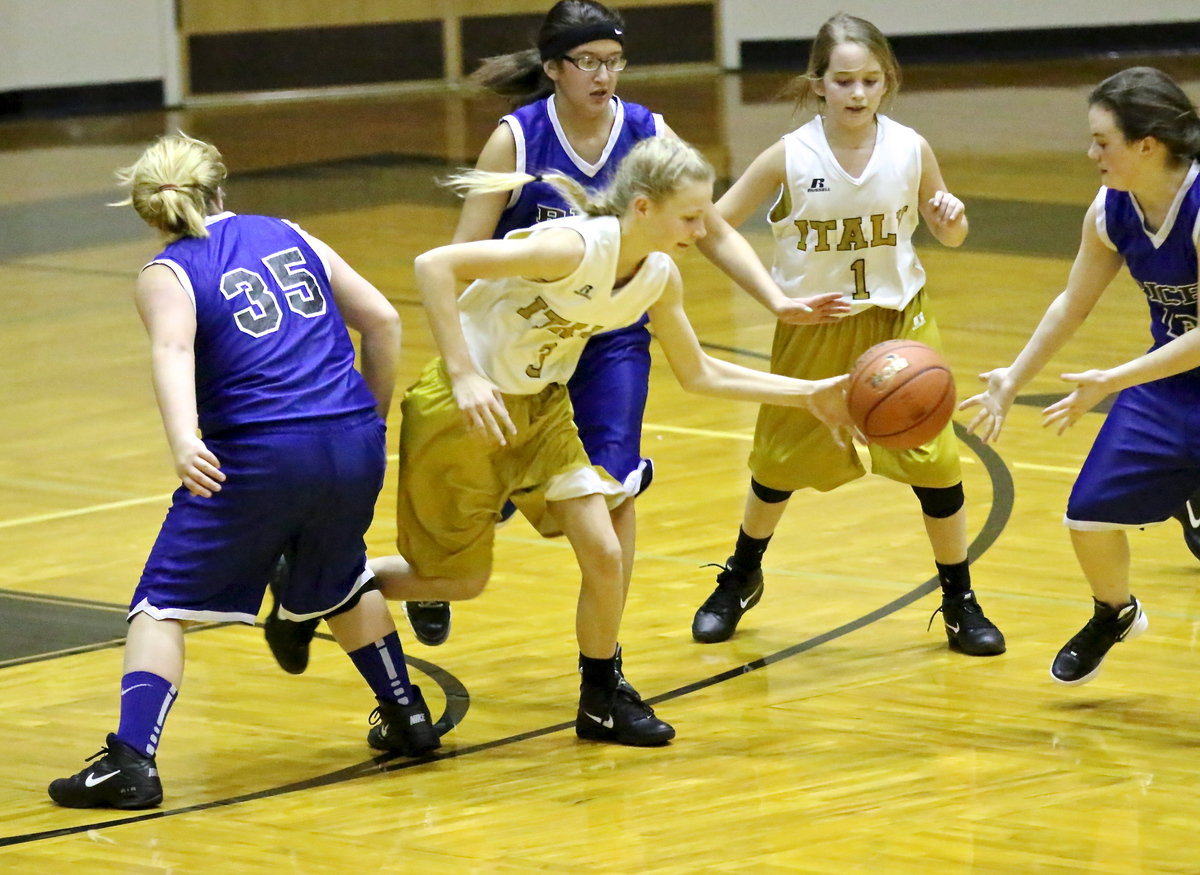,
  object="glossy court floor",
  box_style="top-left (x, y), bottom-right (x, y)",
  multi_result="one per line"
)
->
top-left (3, 54), bottom-right (1200, 872)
